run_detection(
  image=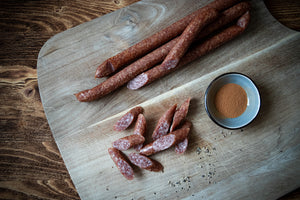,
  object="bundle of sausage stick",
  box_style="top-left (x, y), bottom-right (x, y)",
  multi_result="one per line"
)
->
top-left (108, 98), bottom-right (191, 180)
top-left (75, 0), bottom-right (251, 102)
